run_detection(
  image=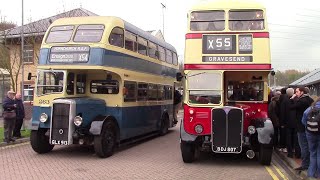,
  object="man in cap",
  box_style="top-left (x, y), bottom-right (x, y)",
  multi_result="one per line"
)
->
top-left (2, 91), bottom-right (17, 143)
